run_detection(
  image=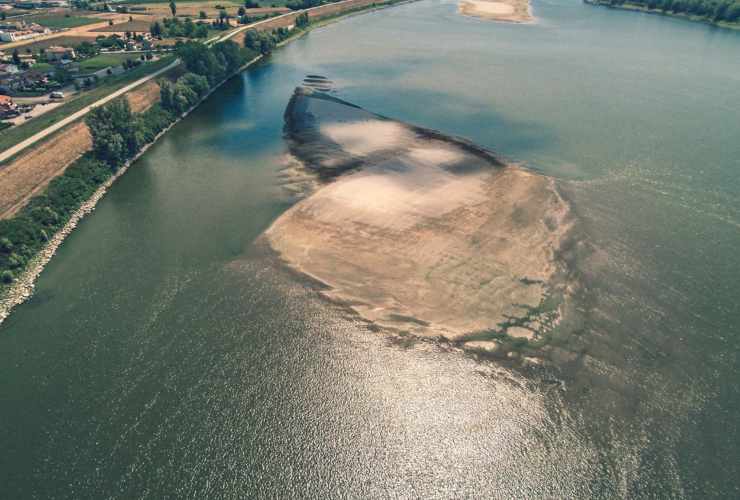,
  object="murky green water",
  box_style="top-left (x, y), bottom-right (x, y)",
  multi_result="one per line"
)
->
top-left (2, 0), bottom-right (740, 497)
